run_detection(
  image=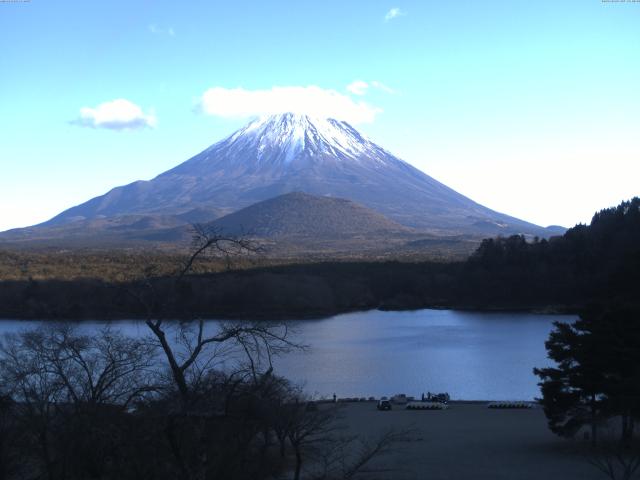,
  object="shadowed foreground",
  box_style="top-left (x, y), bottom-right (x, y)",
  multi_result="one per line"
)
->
top-left (335, 402), bottom-right (601, 480)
